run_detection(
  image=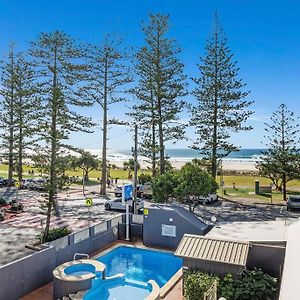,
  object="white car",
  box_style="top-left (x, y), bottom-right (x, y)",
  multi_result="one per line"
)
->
top-left (104, 198), bottom-right (144, 212)
top-left (287, 196), bottom-right (300, 211)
